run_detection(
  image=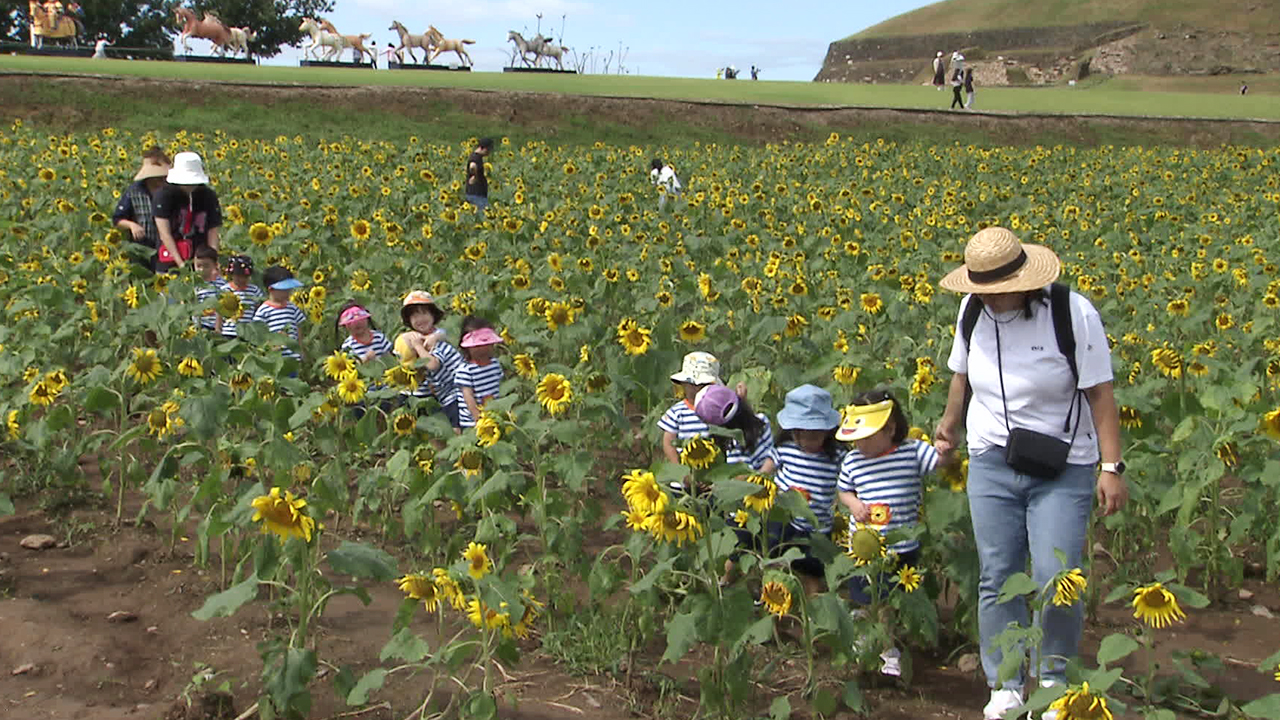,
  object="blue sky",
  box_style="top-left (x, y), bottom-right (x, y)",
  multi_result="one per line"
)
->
top-left (183, 0), bottom-right (938, 80)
